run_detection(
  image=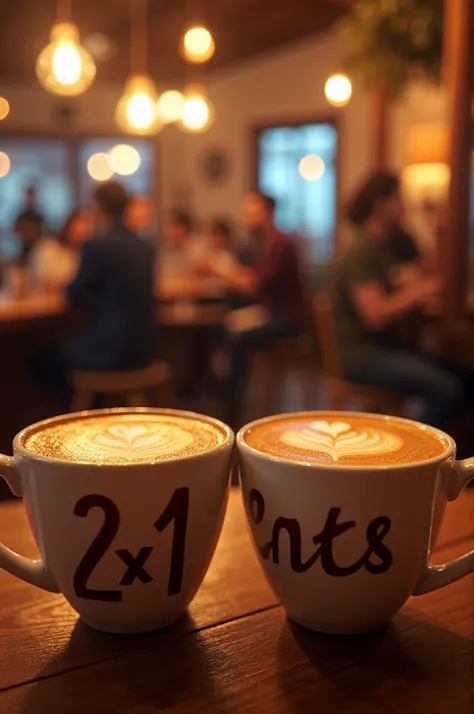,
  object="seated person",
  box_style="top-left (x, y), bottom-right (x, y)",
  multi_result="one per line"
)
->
top-left (196, 191), bottom-right (307, 425)
top-left (334, 172), bottom-right (466, 430)
top-left (160, 209), bottom-right (206, 278)
top-left (32, 181), bottom-right (158, 407)
top-left (14, 212), bottom-right (43, 265)
top-left (31, 210), bottom-right (92, 293)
